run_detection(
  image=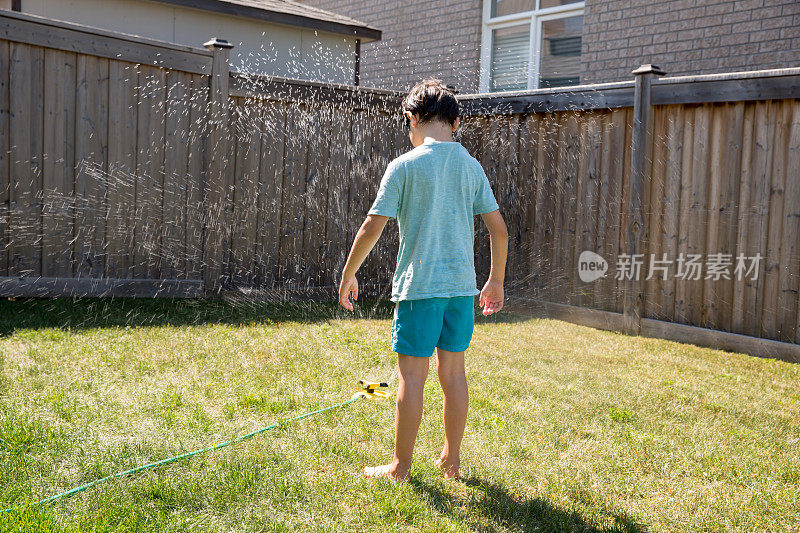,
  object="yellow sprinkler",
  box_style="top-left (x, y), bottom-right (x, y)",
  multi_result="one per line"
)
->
top-left (352, 380), bottom-right (390, 399)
